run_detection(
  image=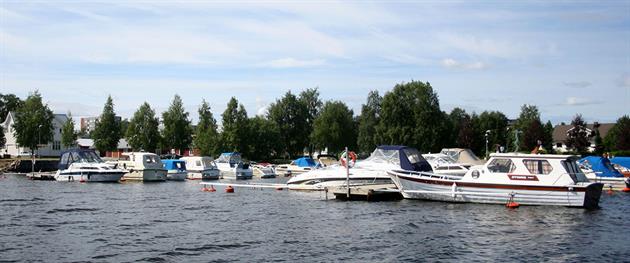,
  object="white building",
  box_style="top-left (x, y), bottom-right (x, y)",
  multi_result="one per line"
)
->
top-left (1, 112), bottom-right (70, 157)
